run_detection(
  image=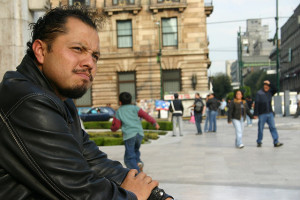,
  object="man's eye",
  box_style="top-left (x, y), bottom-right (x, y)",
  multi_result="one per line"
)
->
top-left (92, 54), bottom-right (99, 62)
top-left (73, 47), bottom-right (82, 52)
